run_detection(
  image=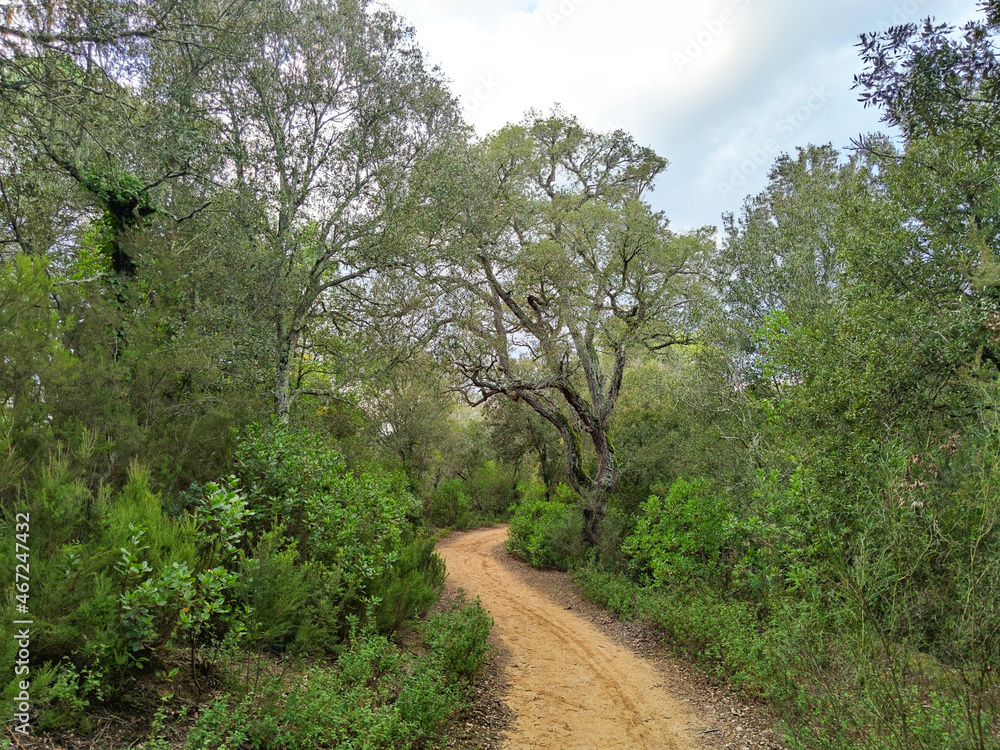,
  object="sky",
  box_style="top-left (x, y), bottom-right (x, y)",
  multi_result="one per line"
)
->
top-left (384, 0), bottom-right (983, 233)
